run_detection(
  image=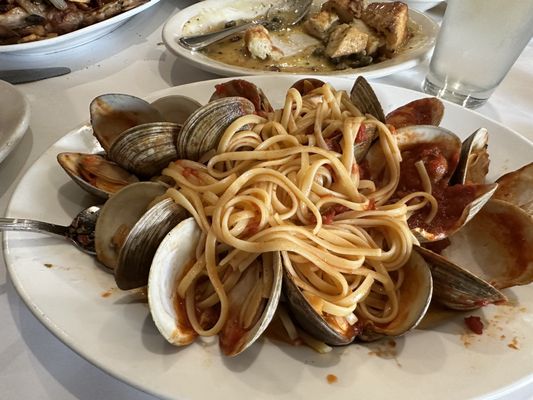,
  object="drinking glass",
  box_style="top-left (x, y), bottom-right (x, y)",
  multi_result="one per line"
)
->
top-left (423, 0), bottom-right (533, 108)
